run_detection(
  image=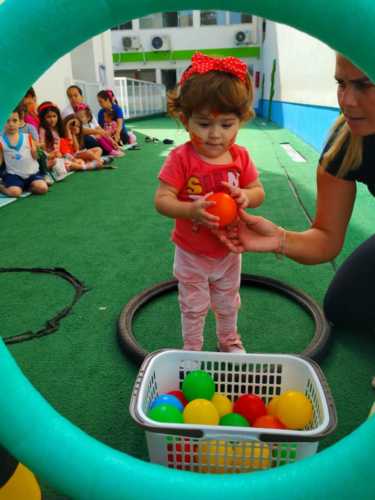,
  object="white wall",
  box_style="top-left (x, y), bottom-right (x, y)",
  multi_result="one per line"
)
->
top-left (112, 22), bottom-right (258, 54)
top-left (33, 31), bottom-right (114, 112)
top-left (261, 22), bottom-right (338, 108)
top-left (33, 54), bottom-right (73, 109)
